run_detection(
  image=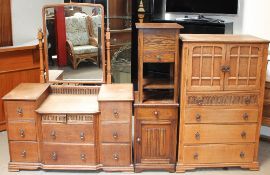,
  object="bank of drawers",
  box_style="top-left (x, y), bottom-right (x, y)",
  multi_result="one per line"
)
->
top-left (99, 101), bottom-right (132, 167)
